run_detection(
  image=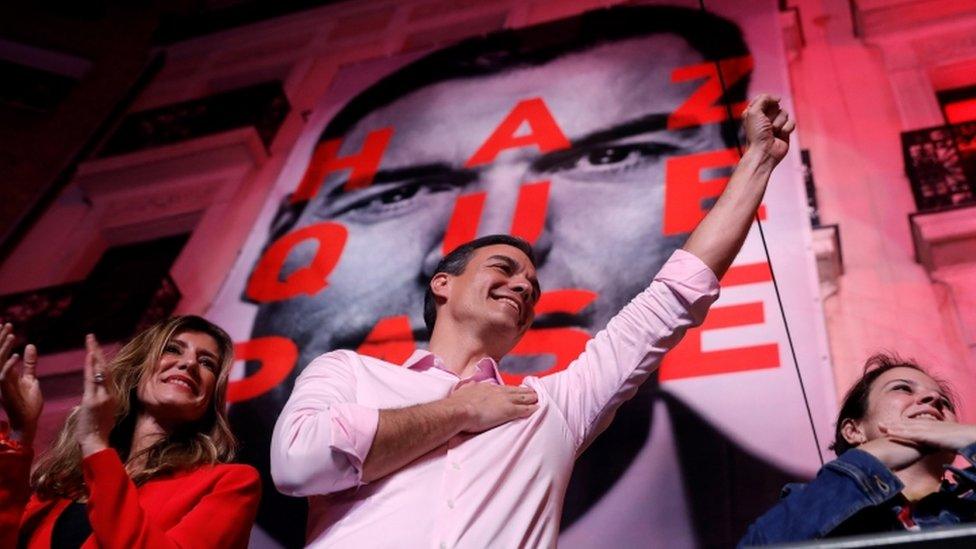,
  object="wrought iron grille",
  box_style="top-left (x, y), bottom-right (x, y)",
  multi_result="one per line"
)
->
top-left (98, 80), bottom-right (290, 157)
top-left (0, 274), bottom-right (181, 354)
top-left (902, 121), bottom-right (976, 211)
